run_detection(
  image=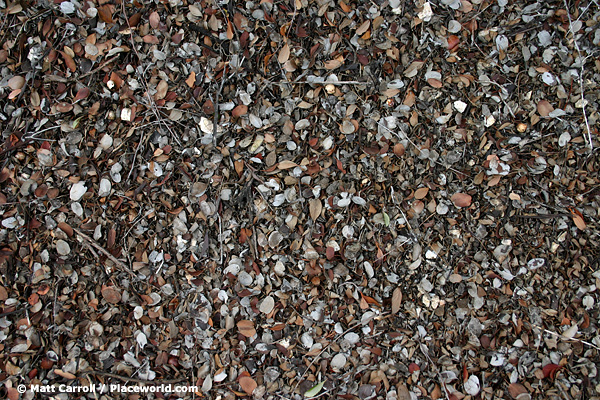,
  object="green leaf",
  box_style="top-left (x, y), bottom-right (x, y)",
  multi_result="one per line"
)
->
top-left (304, 381), bottom-right (325, 398)
top-left (383, 212), bottom-right (390, 227)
